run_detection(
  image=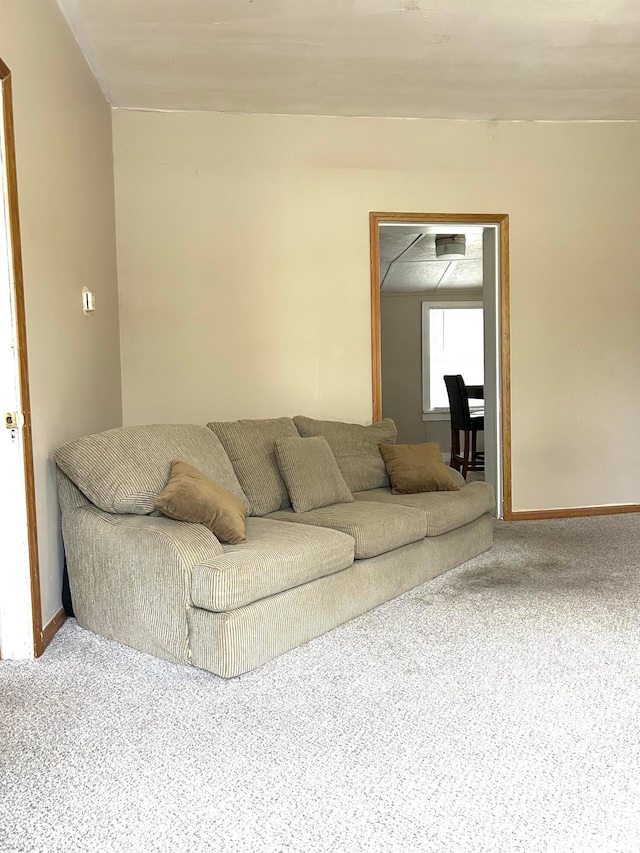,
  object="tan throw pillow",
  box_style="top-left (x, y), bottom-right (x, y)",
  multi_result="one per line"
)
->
top-left (275, 436), bottom-right (355, 514)
top-left (378, 442), bottom-right (461, 495)
top-left (155, 460), bottom-right (247, 544)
